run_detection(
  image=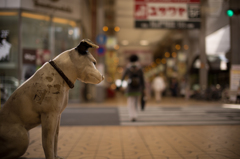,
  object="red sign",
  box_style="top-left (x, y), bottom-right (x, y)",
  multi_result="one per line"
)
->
top-left (135, 0), bottom-right (200, 3)
top-left (134, 0), bottom-right (200, 29)
top-left (135, 4), bottom-right (188, 20)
